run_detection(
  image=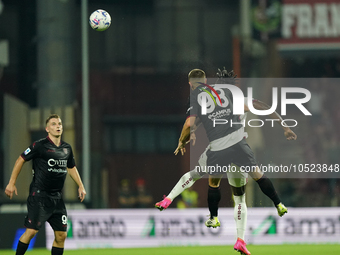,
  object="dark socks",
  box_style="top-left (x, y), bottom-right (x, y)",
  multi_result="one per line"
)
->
top-left (16, 241), bottom-right (29, 255)
top-left (256, 175), bottom-right (281, 206)
top-left (51, 246), bottom-right (64, 255)
top-left (207, 185), bottom-right (221, 218)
